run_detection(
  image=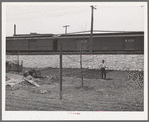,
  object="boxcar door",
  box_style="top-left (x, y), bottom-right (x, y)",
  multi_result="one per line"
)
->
top-left (29, 40), bottom-right (37, 50)
top-left (76, 39), bottom-right (88, 51)
top-left (124, 38), bottom-right (135, 50)
top-left (81, 40), bottom-right (88, 51)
